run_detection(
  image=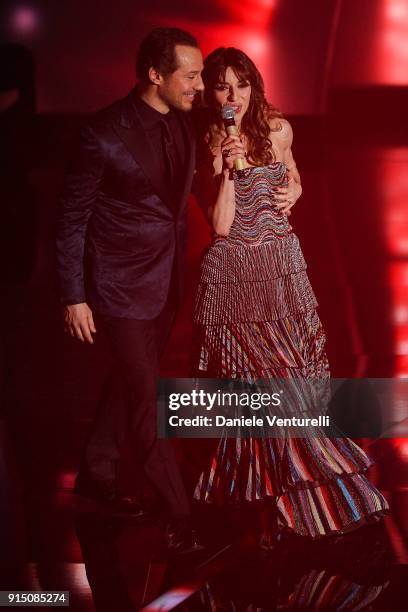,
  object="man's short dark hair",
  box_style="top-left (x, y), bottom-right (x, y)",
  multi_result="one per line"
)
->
top-left (136, 27), bottom-right (199, 82)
